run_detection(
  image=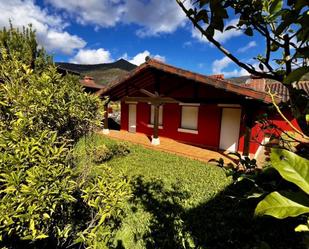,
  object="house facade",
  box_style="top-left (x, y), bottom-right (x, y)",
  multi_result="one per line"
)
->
top-left (100, 58), bottom-right (304, 158)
